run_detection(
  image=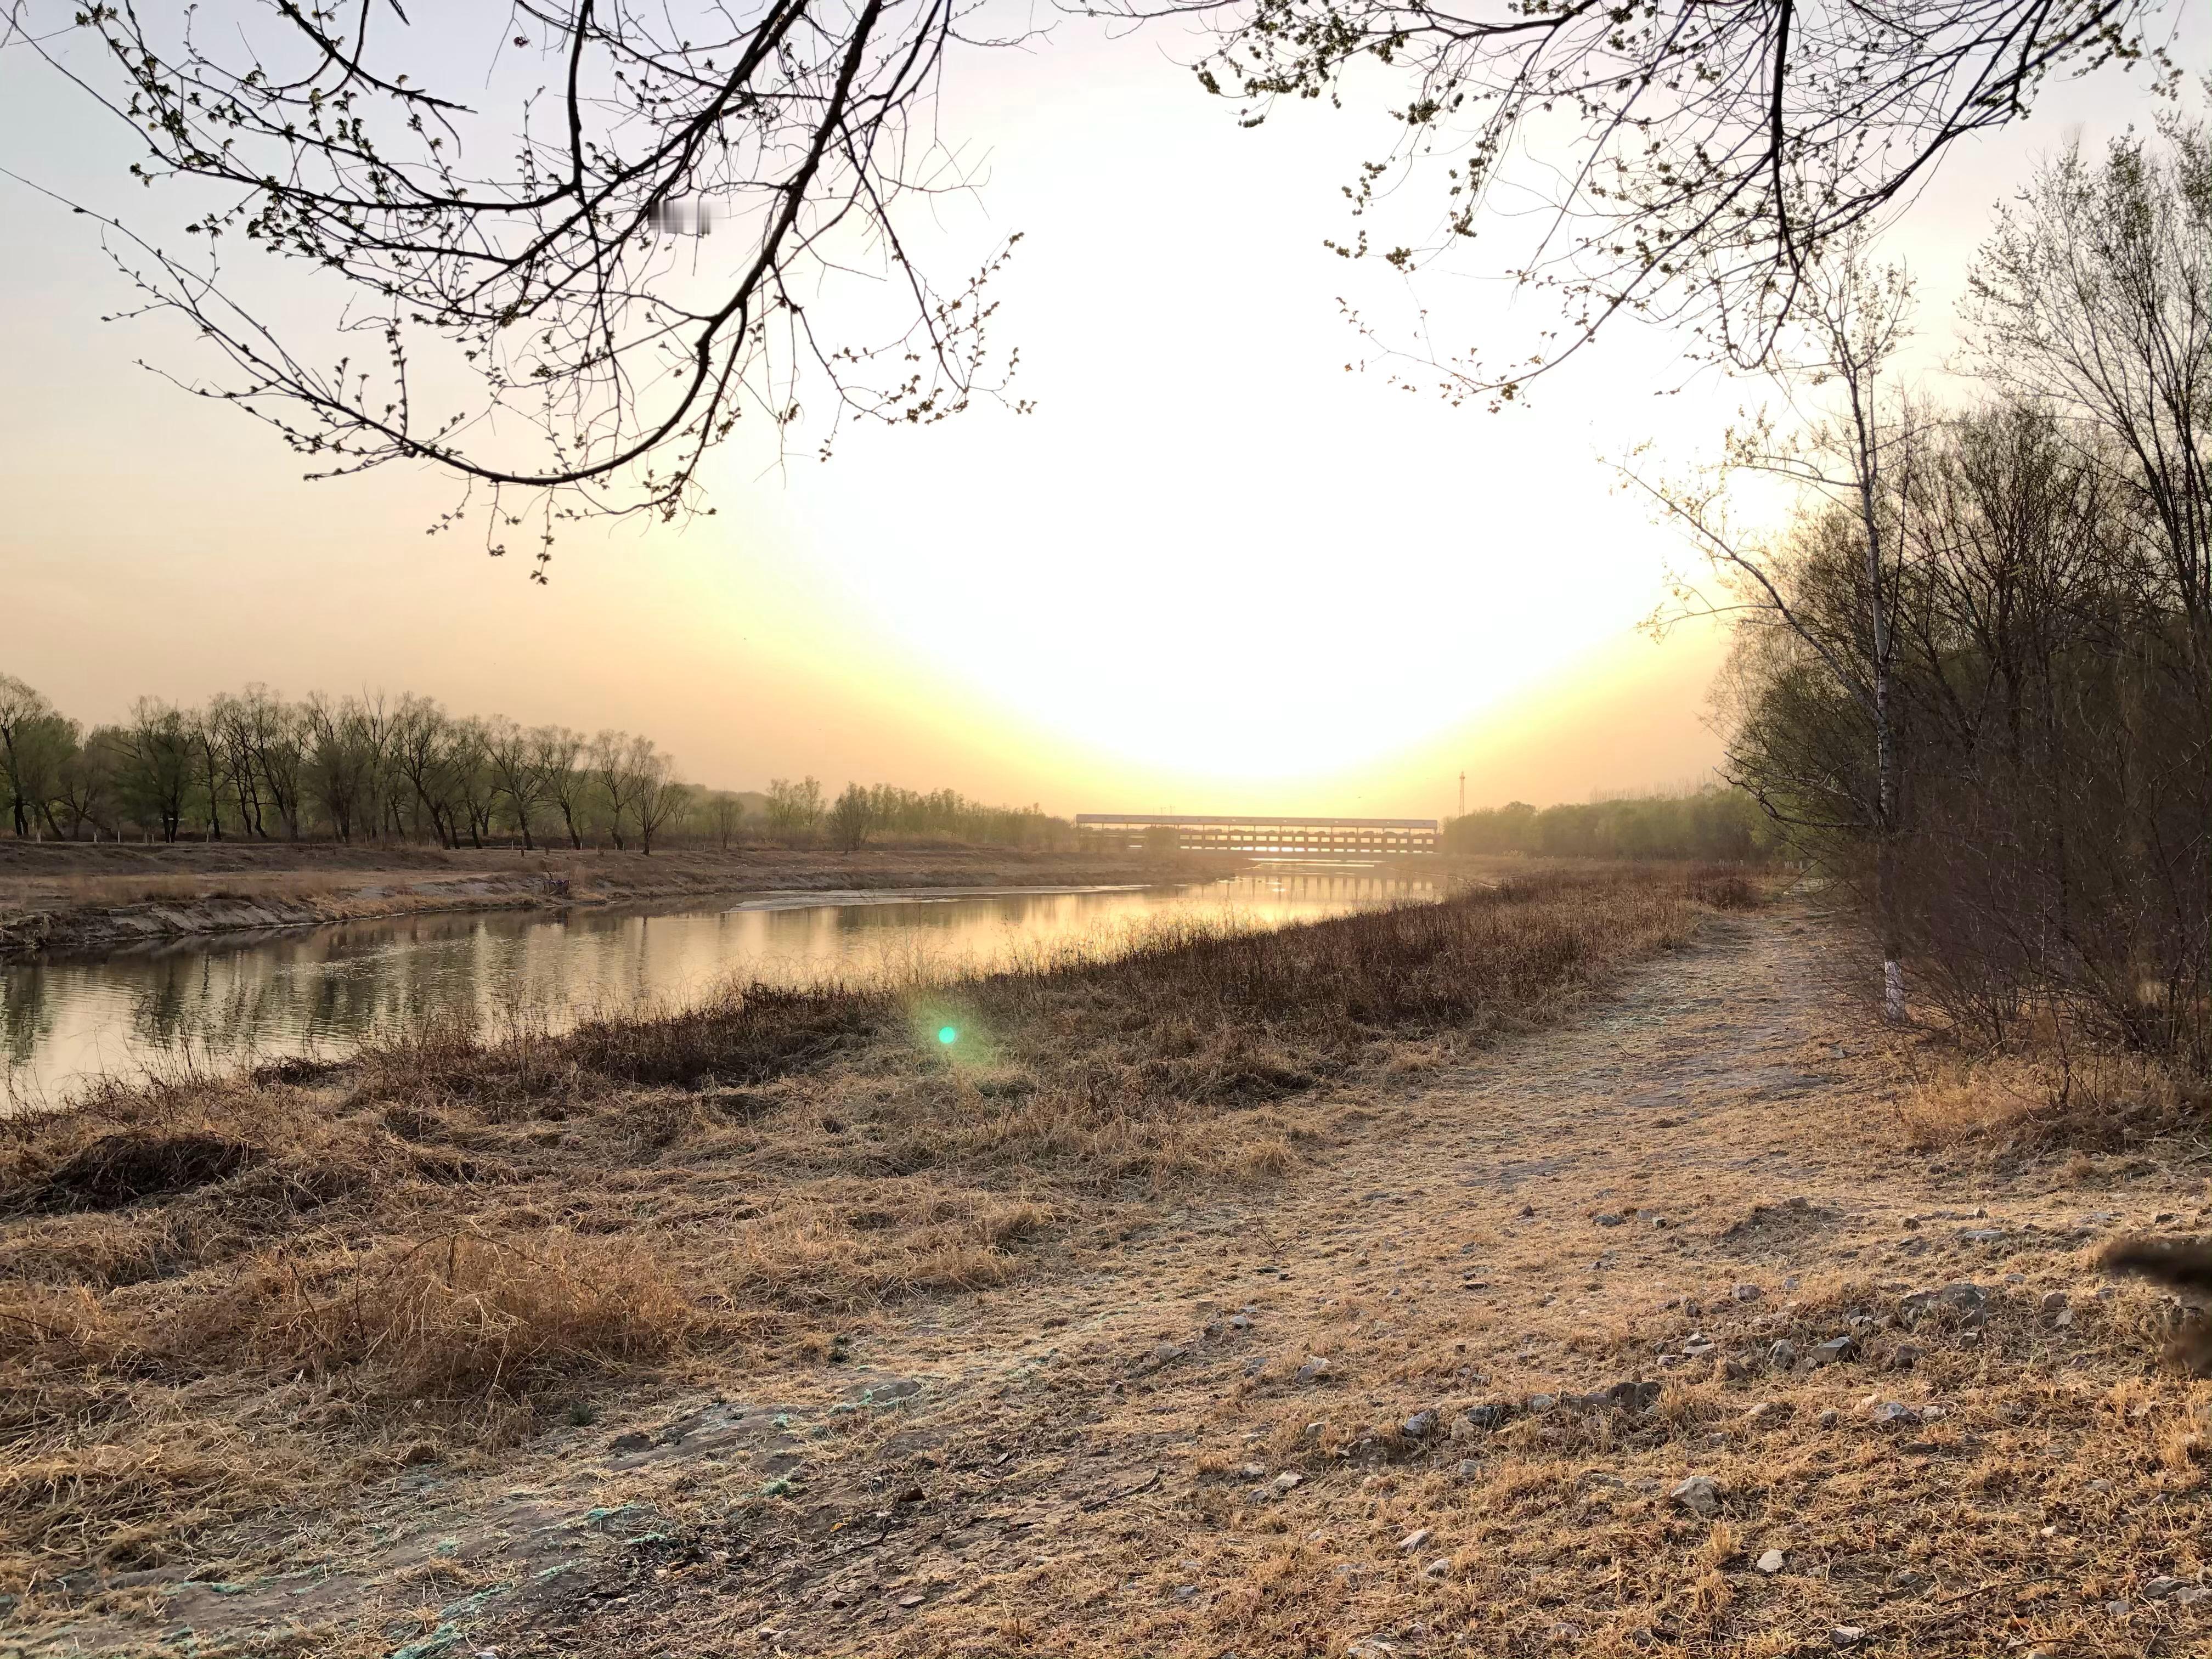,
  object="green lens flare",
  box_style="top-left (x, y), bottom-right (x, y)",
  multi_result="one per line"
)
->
top-left (937, 1026), bottom-right (958, 1045)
